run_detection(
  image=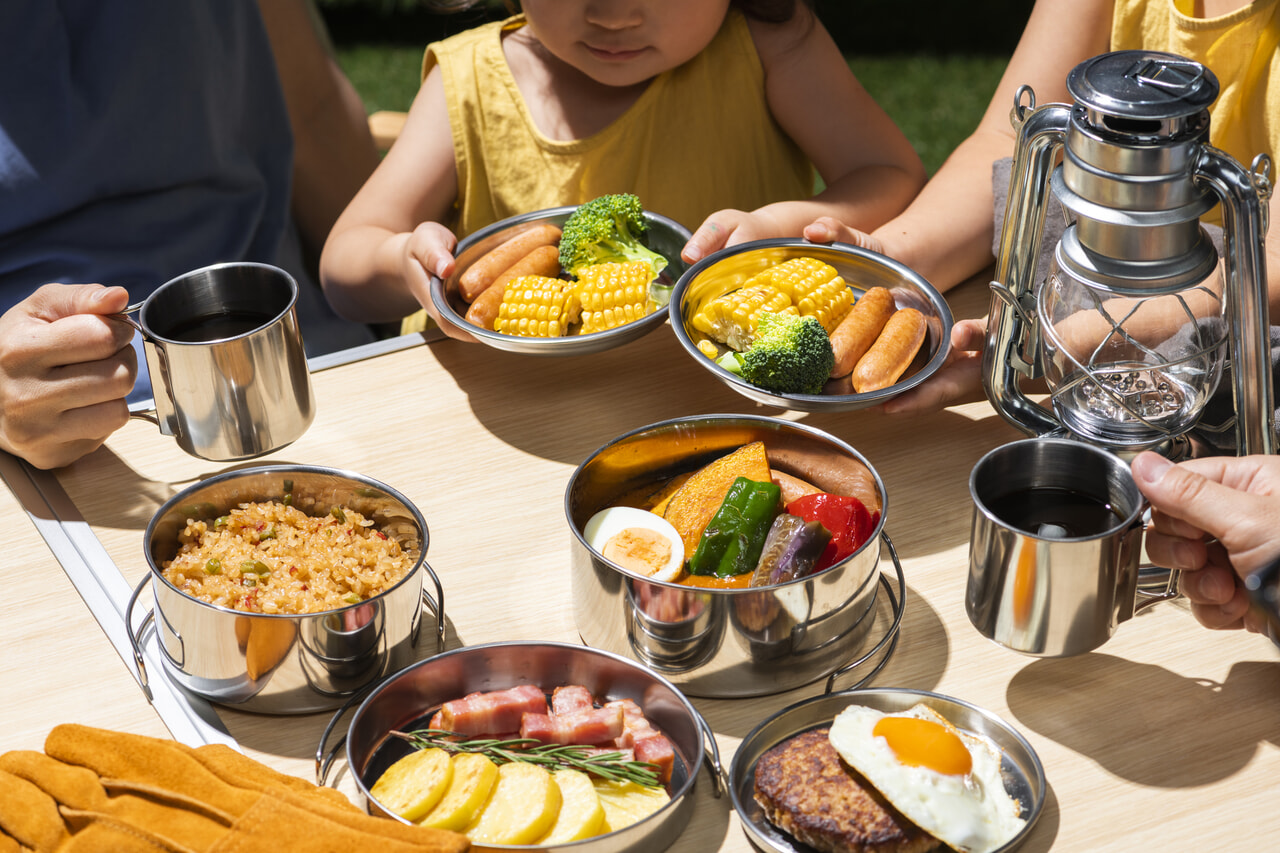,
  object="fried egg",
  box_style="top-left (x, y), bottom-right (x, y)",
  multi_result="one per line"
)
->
top-left (828, 703), bottom-right (1025, 853)
top-left (584, 507), bottom-right (684, 582)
